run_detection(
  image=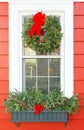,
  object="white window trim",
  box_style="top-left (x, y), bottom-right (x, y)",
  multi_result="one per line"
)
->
top-left (0, 0), bottom-right (84, 3)
top-left (9, 0), bottom-right (73, 98)
top-left (0, 0), bottom-right (8, 2)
